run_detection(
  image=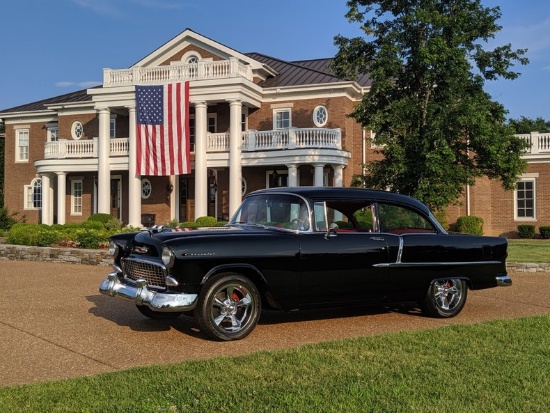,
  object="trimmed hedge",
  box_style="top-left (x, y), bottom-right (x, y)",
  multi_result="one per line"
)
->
top-left (456, 216), bottom-right (484, 235)
top-left (518, 224), bottom-right (536, 239)
top-left (539, 226), bottom-right (550, 239)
